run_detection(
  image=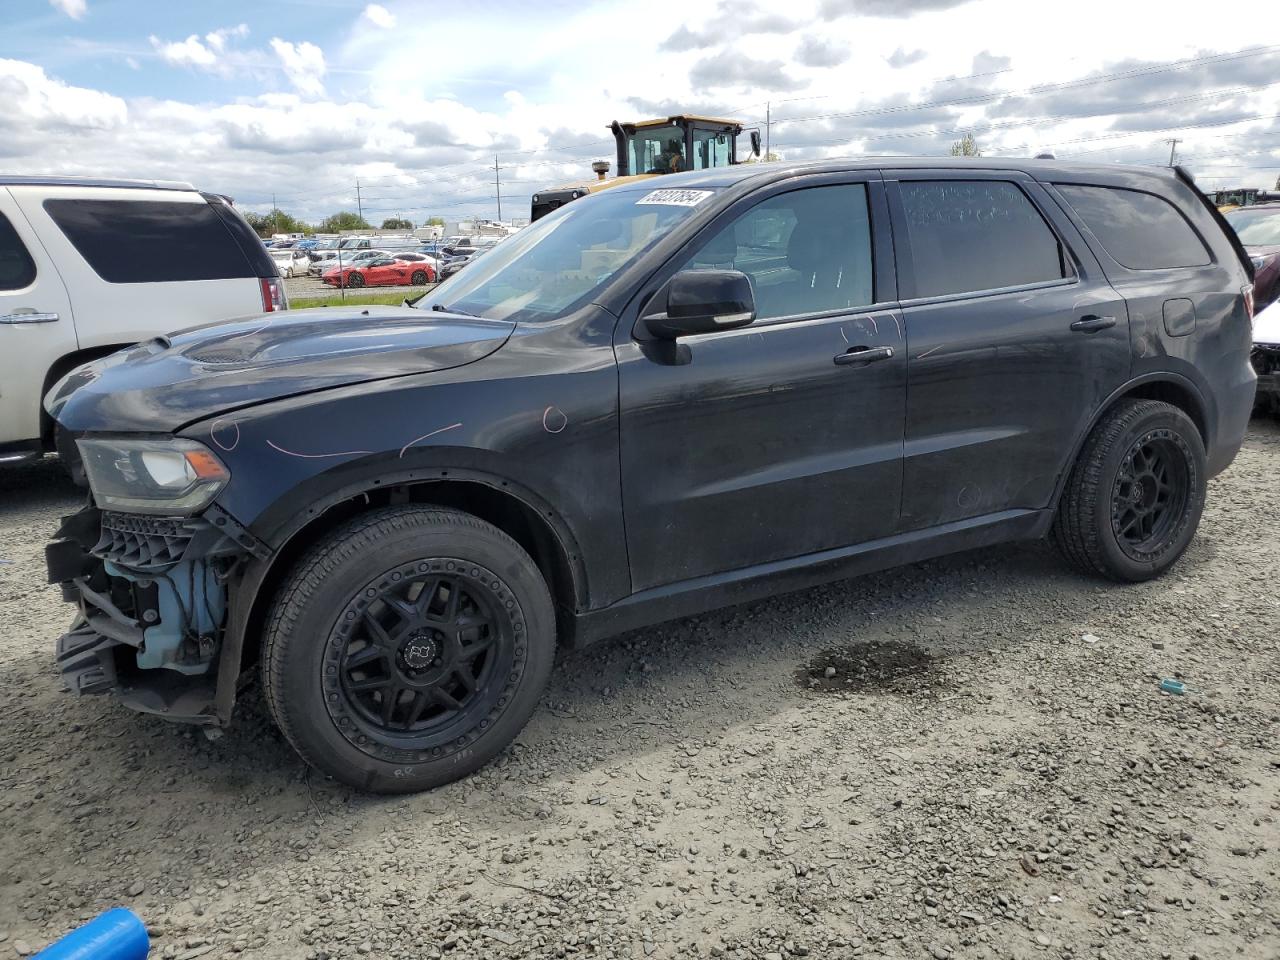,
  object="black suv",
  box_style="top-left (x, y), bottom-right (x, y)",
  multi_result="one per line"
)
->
top-left (45, 159), bottom-right (1257, 792)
